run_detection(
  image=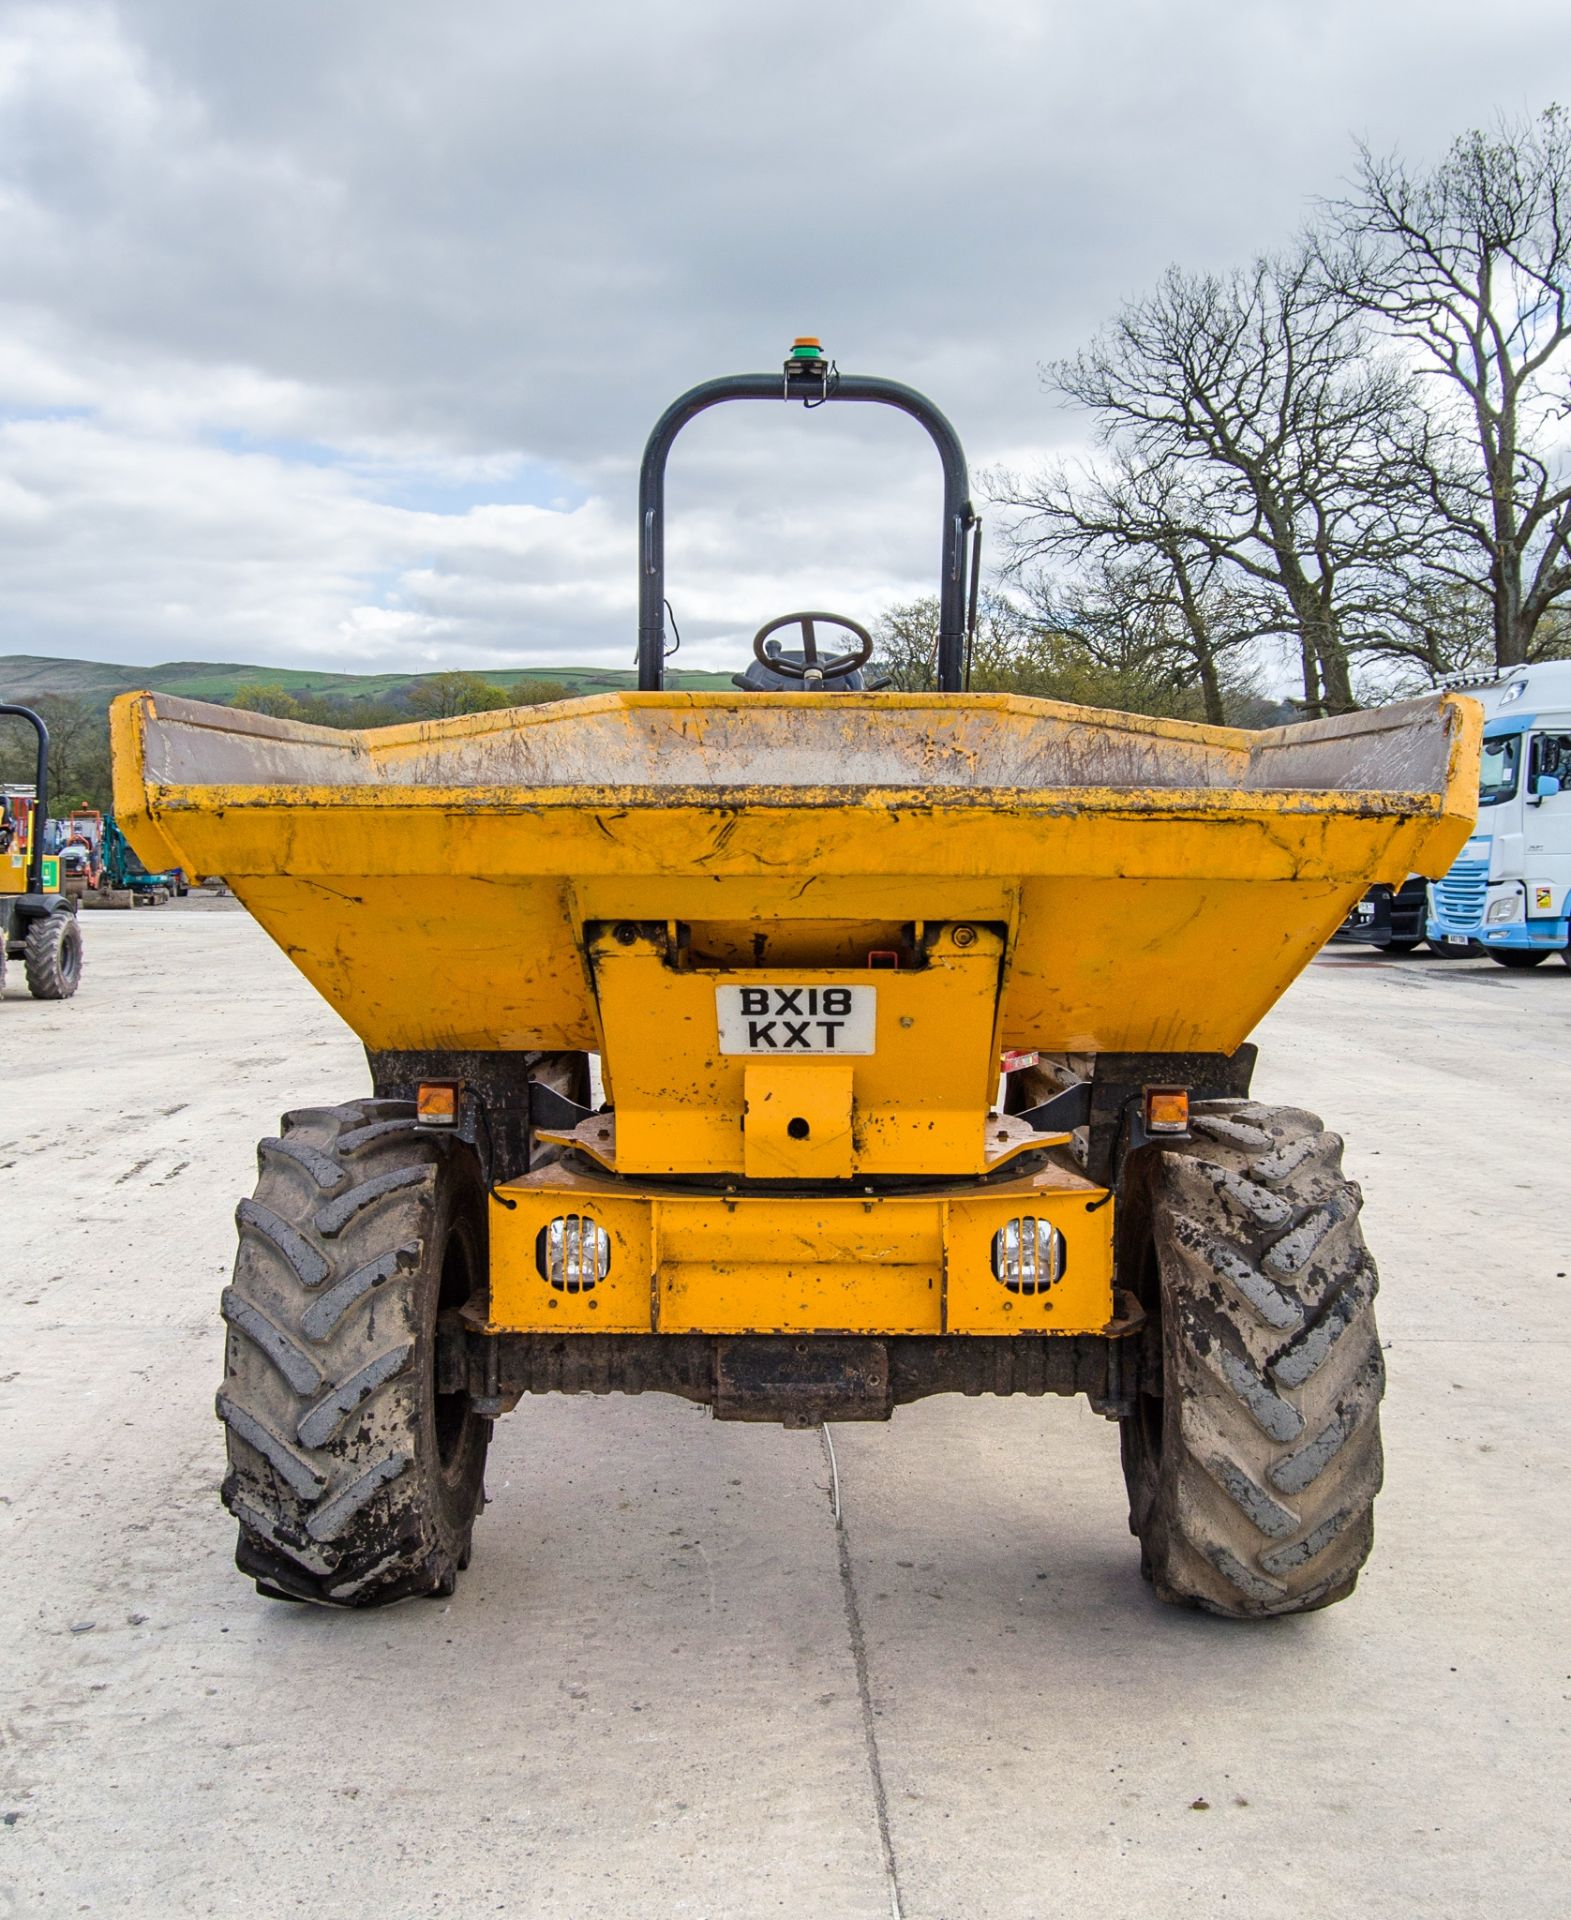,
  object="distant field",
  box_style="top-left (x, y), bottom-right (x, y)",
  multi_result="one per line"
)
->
top-left (0, 652), bottom-right (733, 712)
